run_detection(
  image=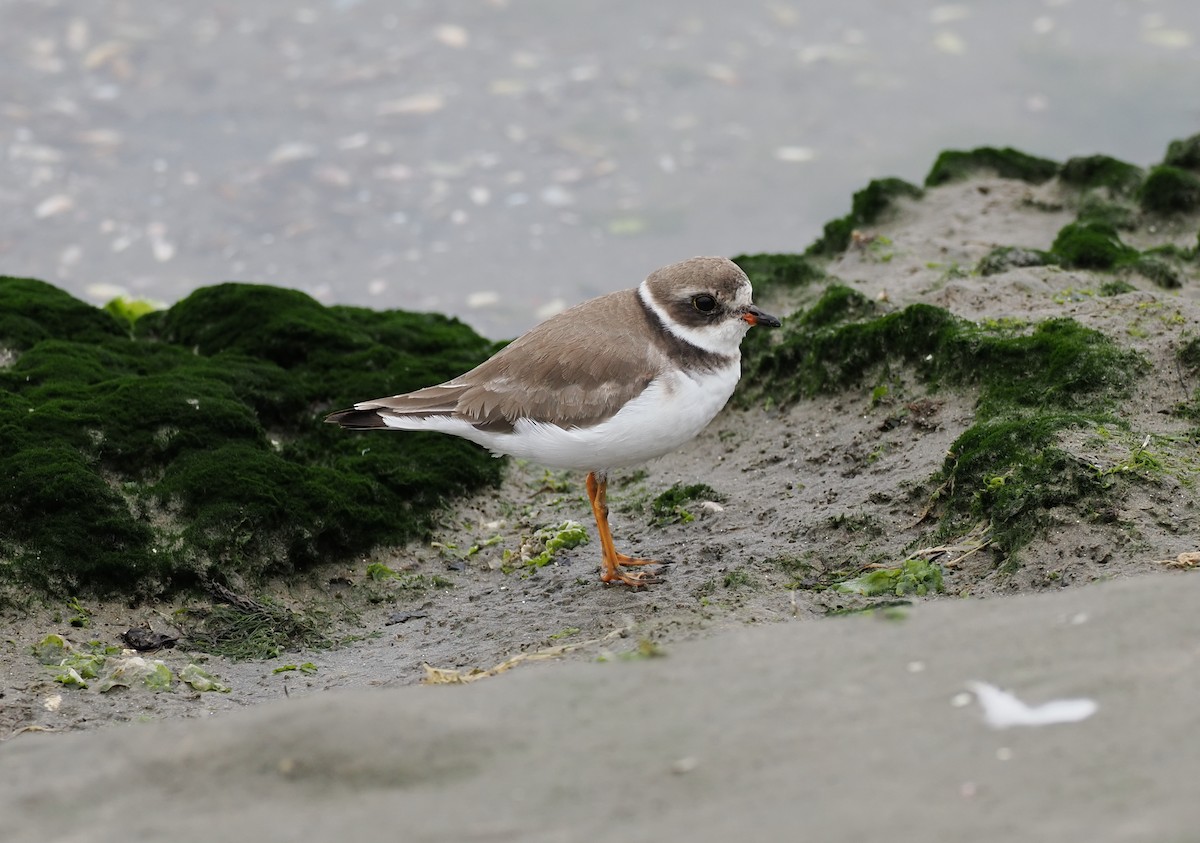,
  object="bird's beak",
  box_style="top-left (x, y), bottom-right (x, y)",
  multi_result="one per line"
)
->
top-left (742, 305), bottom-right (782, 328)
